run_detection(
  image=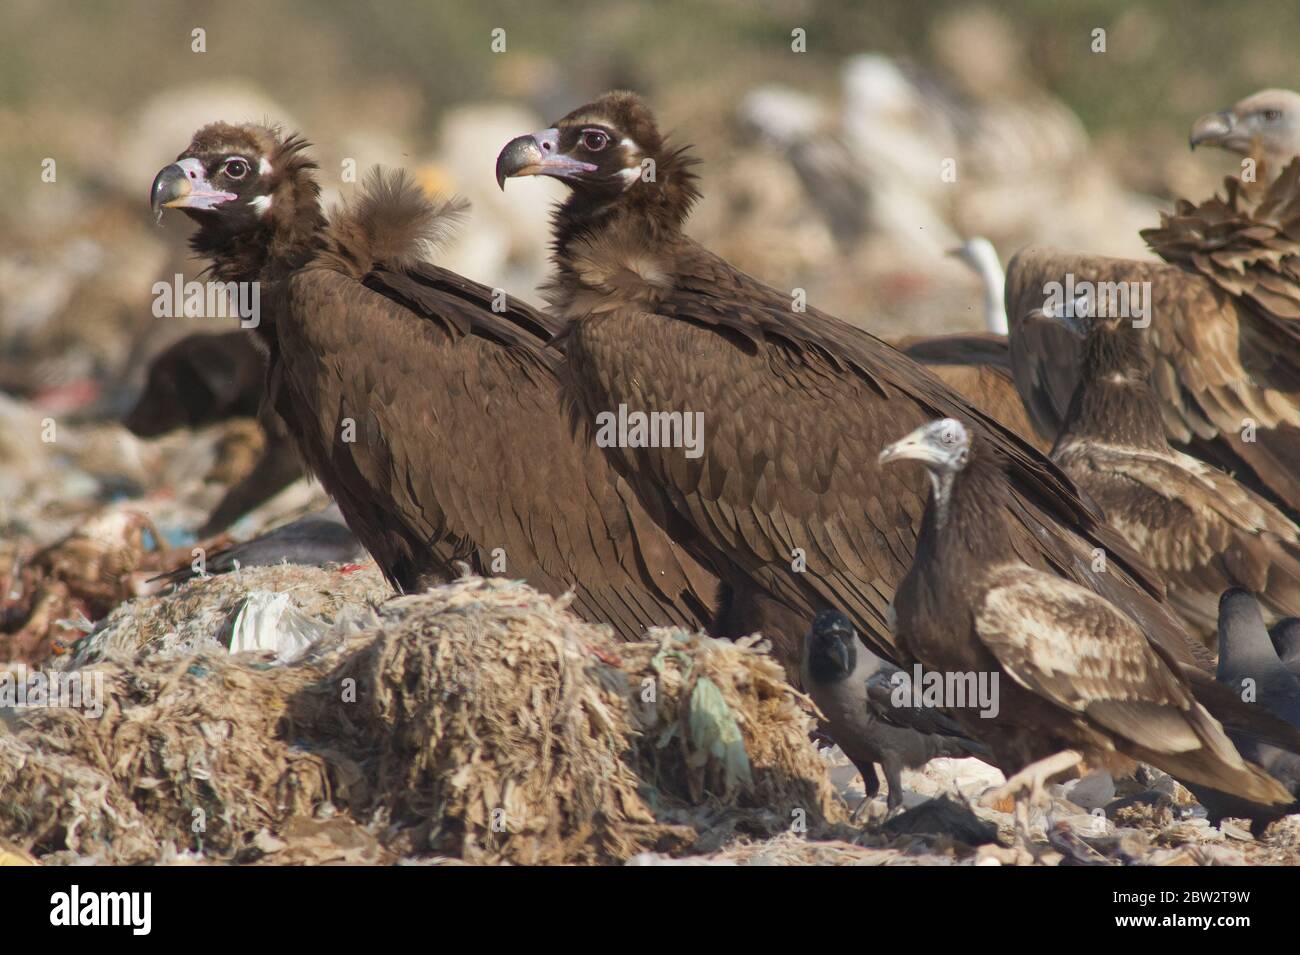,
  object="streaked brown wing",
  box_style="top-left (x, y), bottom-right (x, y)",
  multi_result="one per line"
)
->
top-left (1006, 245), bottom-right (1300, 512)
